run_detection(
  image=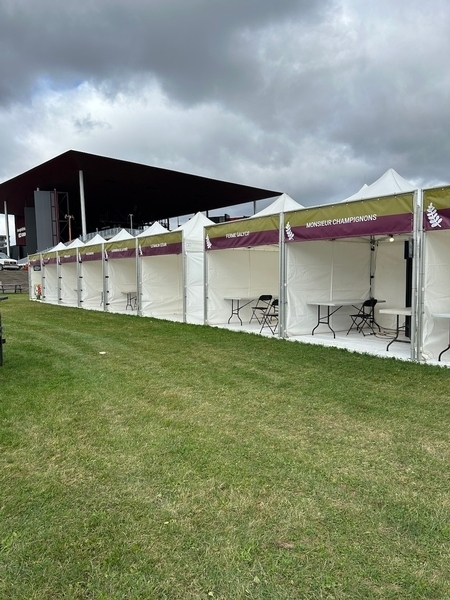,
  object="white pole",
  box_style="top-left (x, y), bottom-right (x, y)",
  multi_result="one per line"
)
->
top-left (279, 211), bottom-right (285, 338)
top-left (413, 188), bottom-right (424, 362)
top-left (182, 234), bottom-right (187, 323)
top-left (79, 170), bottom-right (87, 237)
top-left (4, 201), bottom-right (10, 256)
